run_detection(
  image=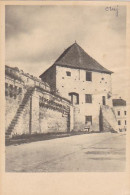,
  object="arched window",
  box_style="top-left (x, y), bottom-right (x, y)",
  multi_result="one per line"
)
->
top-left (69, 92), bottom-right (79, 105)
